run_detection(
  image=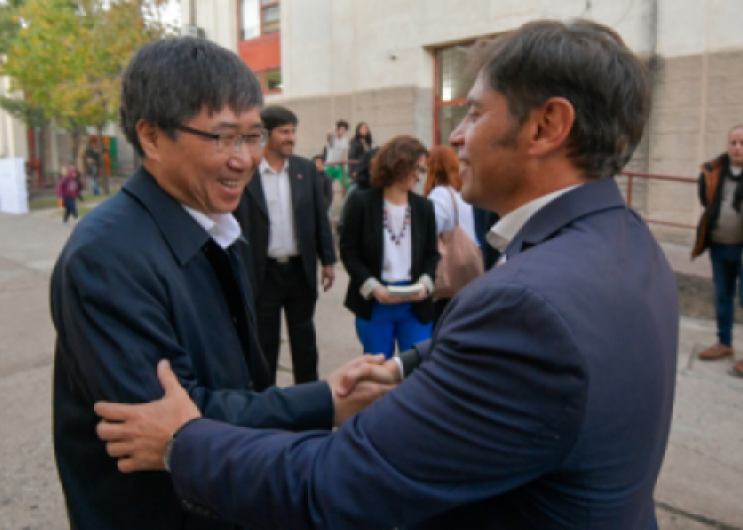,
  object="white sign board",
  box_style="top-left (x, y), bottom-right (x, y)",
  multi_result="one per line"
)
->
top-left (0, 158), bottom-right (28, 214)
